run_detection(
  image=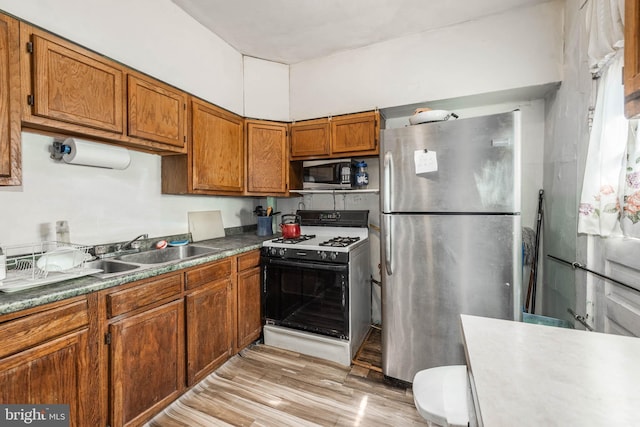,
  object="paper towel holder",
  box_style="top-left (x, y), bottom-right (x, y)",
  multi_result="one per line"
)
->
top-left (50, 139), bottom-right (70, 161)
top-left (50, 137), bottom-right (131, 170)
